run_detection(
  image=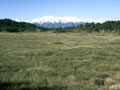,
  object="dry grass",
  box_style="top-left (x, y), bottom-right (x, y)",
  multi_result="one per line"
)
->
top-left (0, 32), bottom-right (120, 90)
